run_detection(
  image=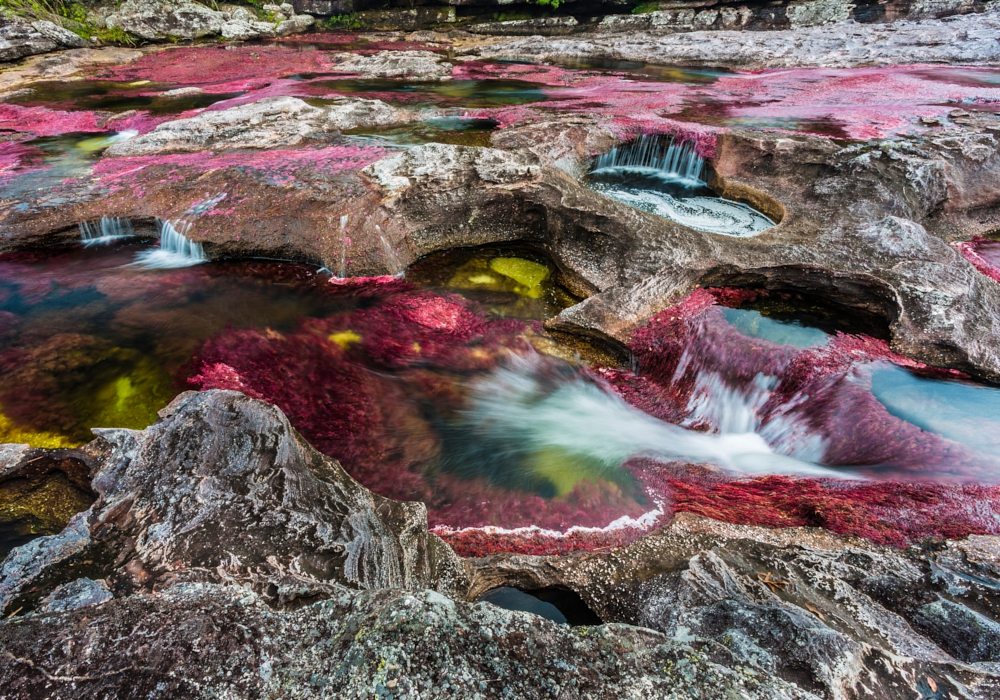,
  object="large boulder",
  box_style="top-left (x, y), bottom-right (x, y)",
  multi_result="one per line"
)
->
top-left (0, 390), bottom-right (467, 616)
top-left (106, 0), bottom-right (225, 40)
top-left (0, 17), bottom-right (87, 63)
